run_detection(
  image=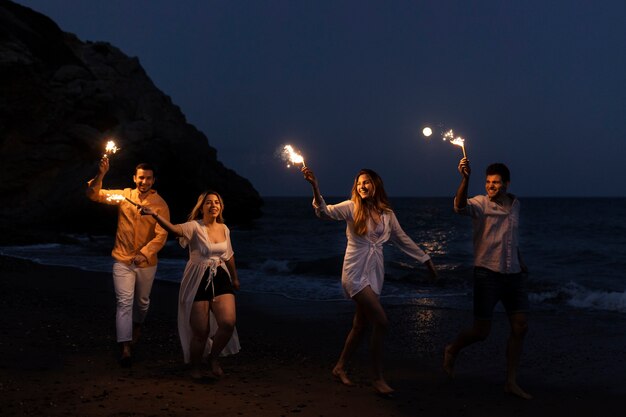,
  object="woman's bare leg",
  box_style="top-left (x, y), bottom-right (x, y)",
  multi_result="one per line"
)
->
top-left (333, 302), bottom-right (367, 386)
top-left (351, 286), bottom-right (392, 394)
top-left (189, 301), bottom-right (210, 379)
top-left (207, 294), bottom-right (236, 377)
